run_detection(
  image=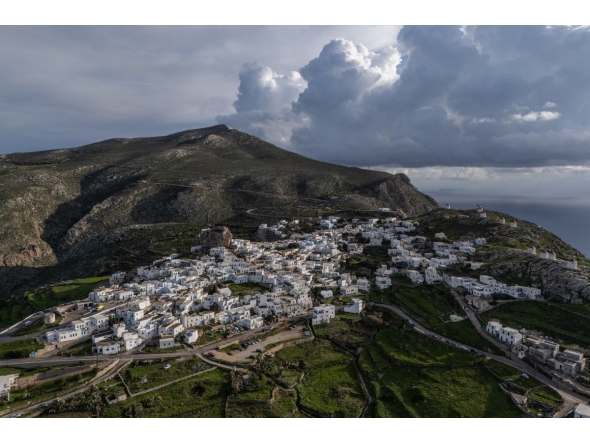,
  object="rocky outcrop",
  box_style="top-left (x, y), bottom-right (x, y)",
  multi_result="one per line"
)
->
top-left (479, 255), bottom-right (590, 303)
top-left (198, 226), bottom-right (233, 250)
